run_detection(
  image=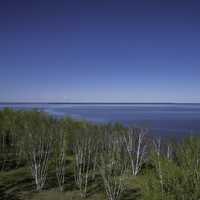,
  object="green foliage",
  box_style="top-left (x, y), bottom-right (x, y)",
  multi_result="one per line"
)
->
top-left (141, 137), bottom-right (200, 200)
top-left (1, 108), bottom-right (200, 200)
